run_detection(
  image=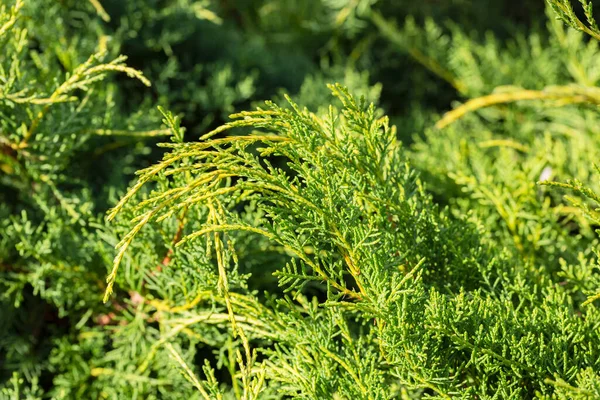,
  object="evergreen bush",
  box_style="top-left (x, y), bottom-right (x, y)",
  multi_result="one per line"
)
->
top-left (2, 0), bottom-right (600, 398)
